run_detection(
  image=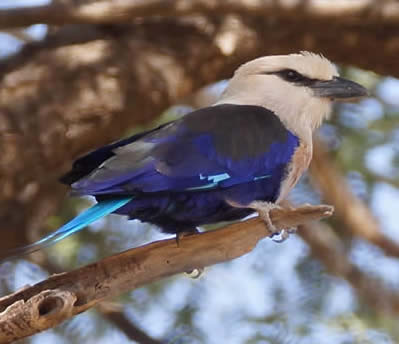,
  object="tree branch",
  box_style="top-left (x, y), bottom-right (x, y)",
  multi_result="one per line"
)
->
top-left (0, 204), bottom-right (332, 343)
top-left (310, 139), bottom-right (399, 258)
top-left (97, 302), bottom-right (163, 344)
top-left (2, 0), bottom-right (399, 254)
top-left (299, 221), bottom-right (399, 315)
top-left (32, 256), bottom-right (164, 344)
top-left (0, 0), bottom-right (398, 29)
